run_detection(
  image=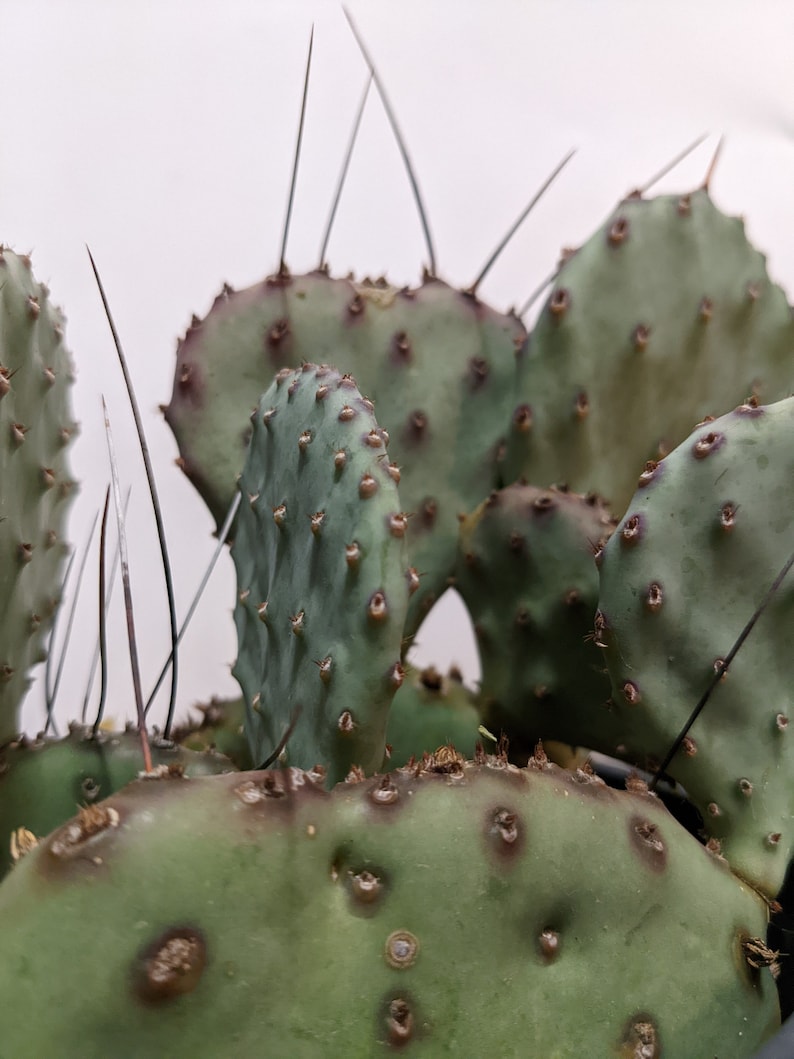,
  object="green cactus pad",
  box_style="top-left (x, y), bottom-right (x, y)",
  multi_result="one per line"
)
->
top-left (504, 189), bottom-right (794, 517)
top-left (164, 271), bottom-right (528, 637)
top-left (172, 696), bottom-right (252, 769)
top-left (0, 757), bottom-right (778, 1057)
top-left (0, 248), bottom-right (78, 742)
top-left (0, 724), bottom-right (236, 878)
top-left (383, 665), bottom-right (481, 768)
top-left (232, 365), bottom-right (410, 783)
top-left (598, 395), bottom-right (794, 896)
top-left (455, 484), bottom-right (618, 757)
